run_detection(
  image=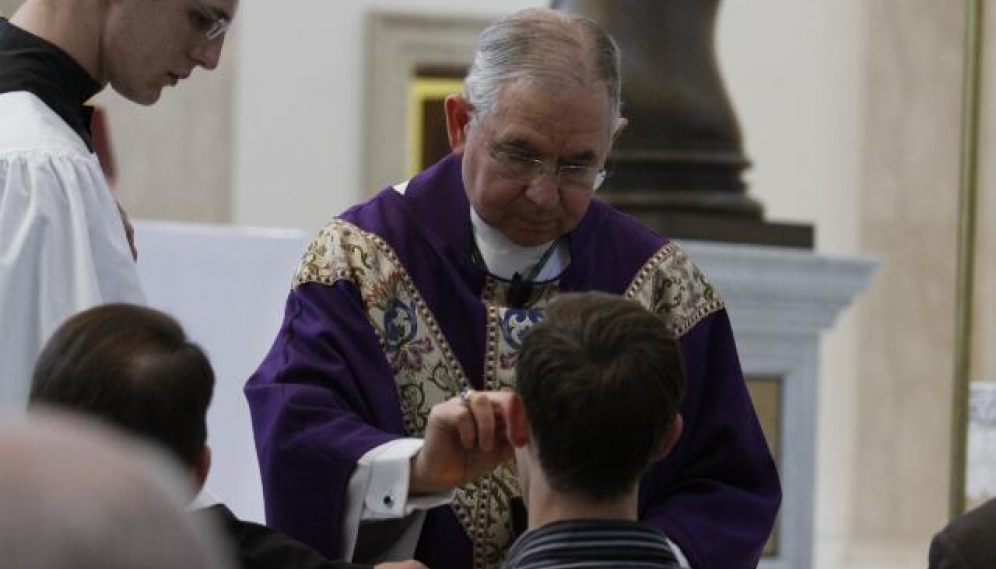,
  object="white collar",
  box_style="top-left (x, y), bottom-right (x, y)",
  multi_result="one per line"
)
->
top-left (470, 208), bottom-right (568, 281)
